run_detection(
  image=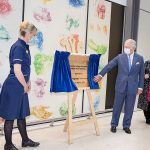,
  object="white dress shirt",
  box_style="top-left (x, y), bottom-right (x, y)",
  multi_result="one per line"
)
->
top-left (127, 52), bottom-right (134, 65)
